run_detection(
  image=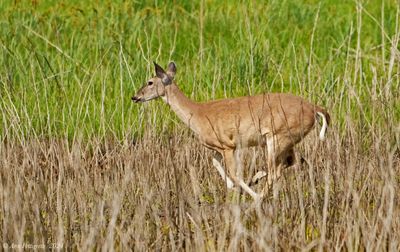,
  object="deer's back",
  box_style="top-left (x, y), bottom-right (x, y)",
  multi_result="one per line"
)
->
top-left (196, 93), bottom-right (318, 149)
